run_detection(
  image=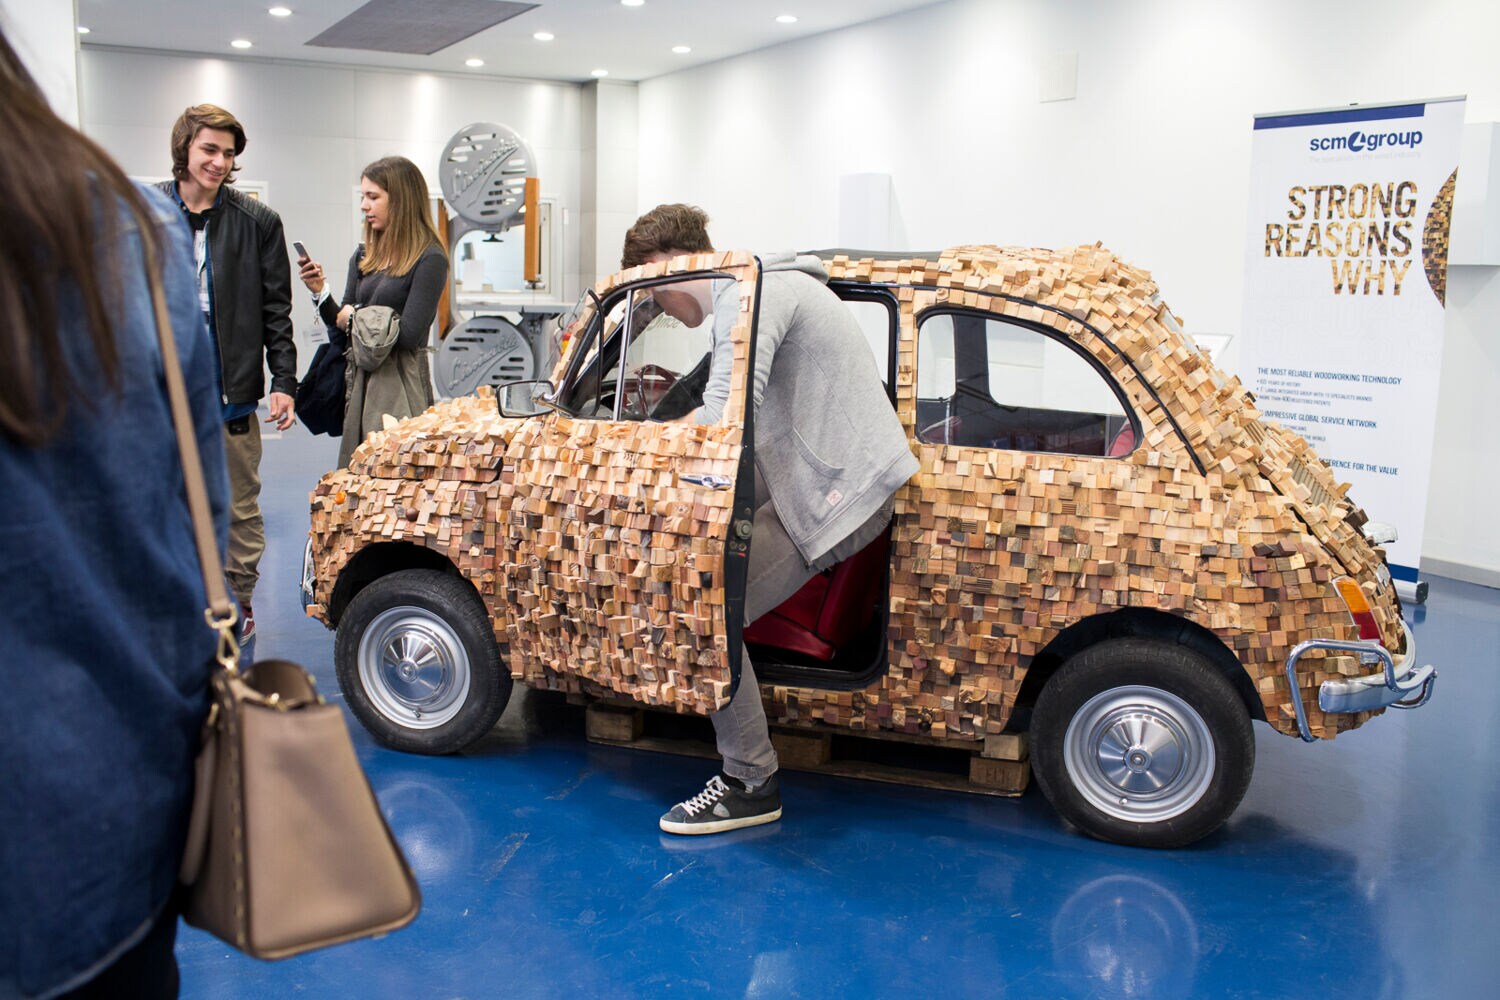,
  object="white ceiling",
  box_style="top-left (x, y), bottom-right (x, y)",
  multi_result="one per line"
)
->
top-left (76, 0), bottom-right (947, 84)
